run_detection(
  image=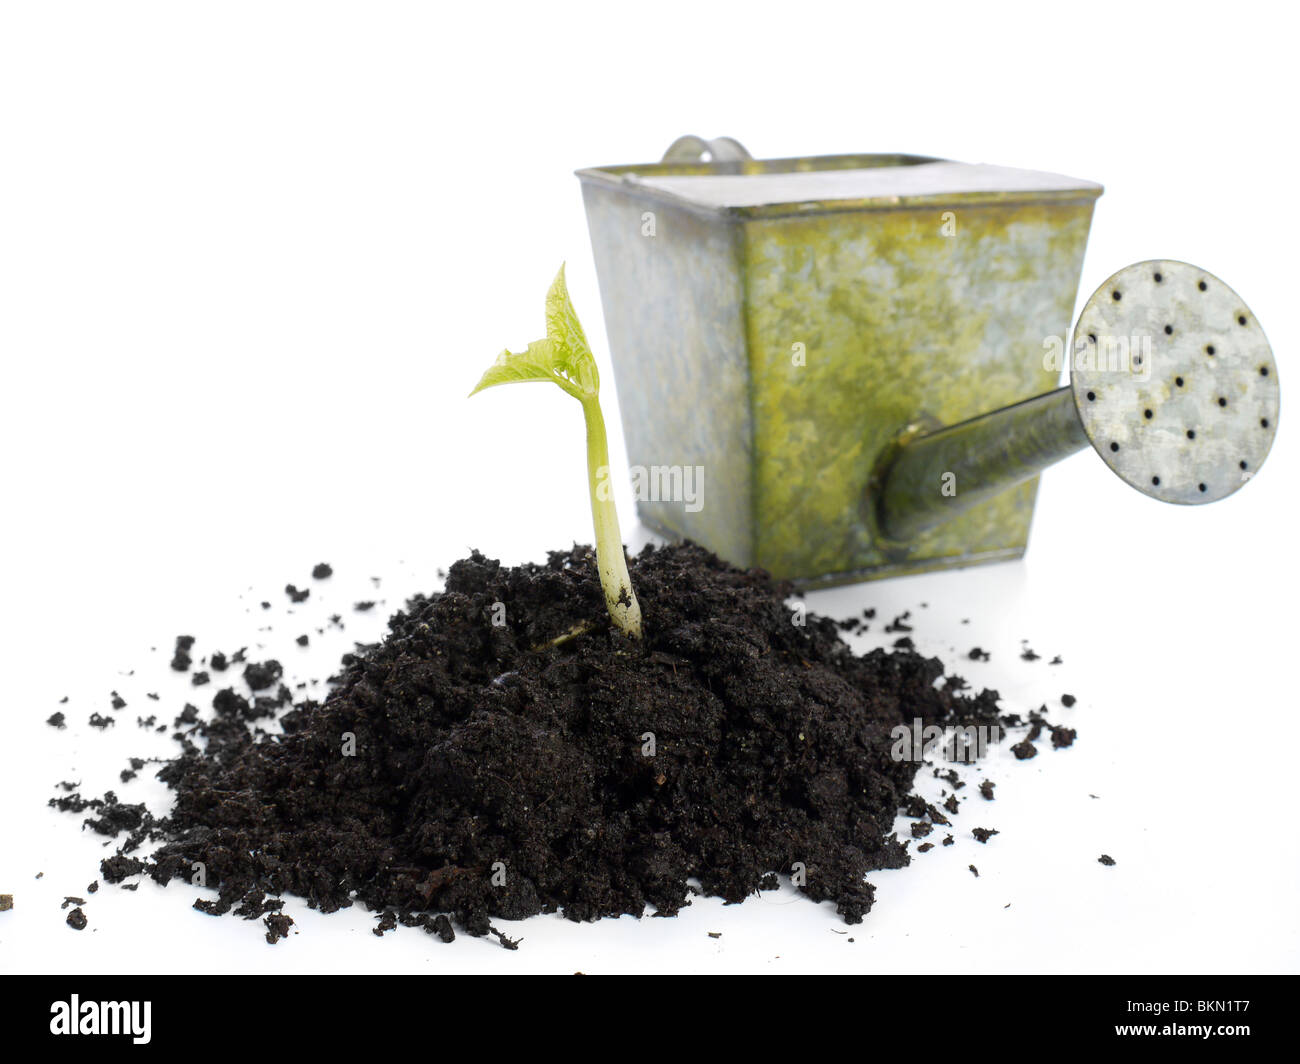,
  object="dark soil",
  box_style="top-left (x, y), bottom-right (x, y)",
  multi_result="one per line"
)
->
top-left (1011, 739), bottom-right (1037, 760)
top-left (59, 543), bottom-right (1073, 946)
